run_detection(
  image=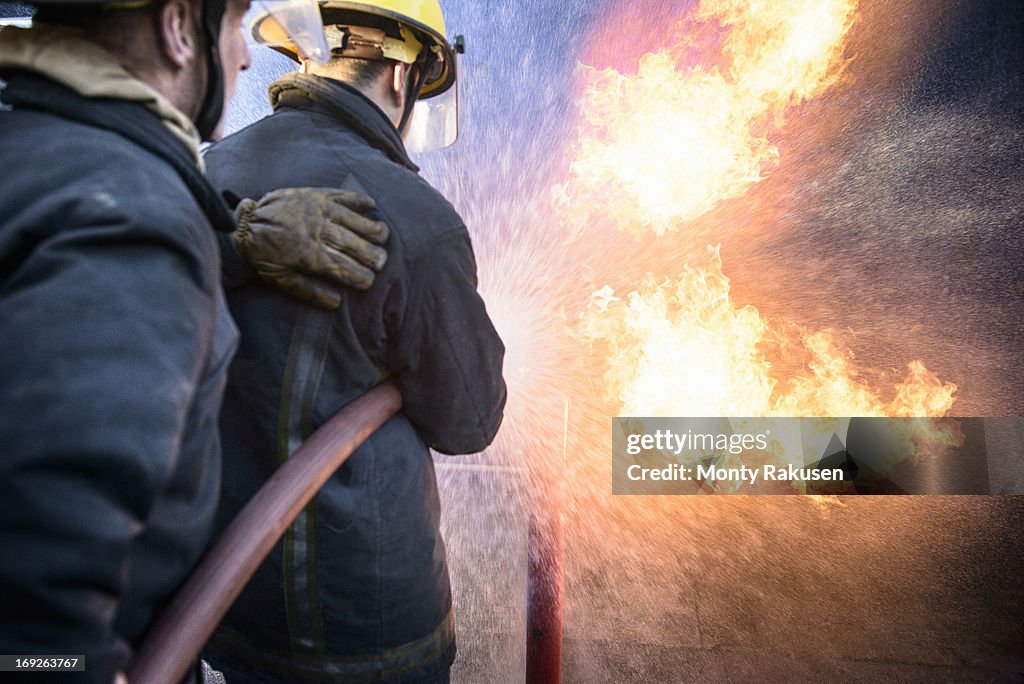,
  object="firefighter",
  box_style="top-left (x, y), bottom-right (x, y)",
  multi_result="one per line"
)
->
top-left (200, 2), bottom-right (507, 681)
top-left (0, 1), bottom-right (388, 681)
